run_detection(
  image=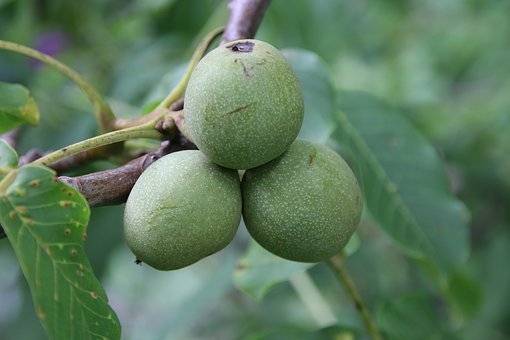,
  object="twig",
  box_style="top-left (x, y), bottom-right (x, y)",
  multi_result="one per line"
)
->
top-left (223, 0), bottom-right (271, 43)
top-left (327, 253), bottom-right (383, 340)
top-left (33, 123), bottom-right (162, 167)
top-left (18, 145), bottom-right (119, 173)
top-left (113, 27), bottom-right (223, 131)
top-left (59, 138), bottom-right (194, 206)
top-left (50, 146), bottom-right (114, 173)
